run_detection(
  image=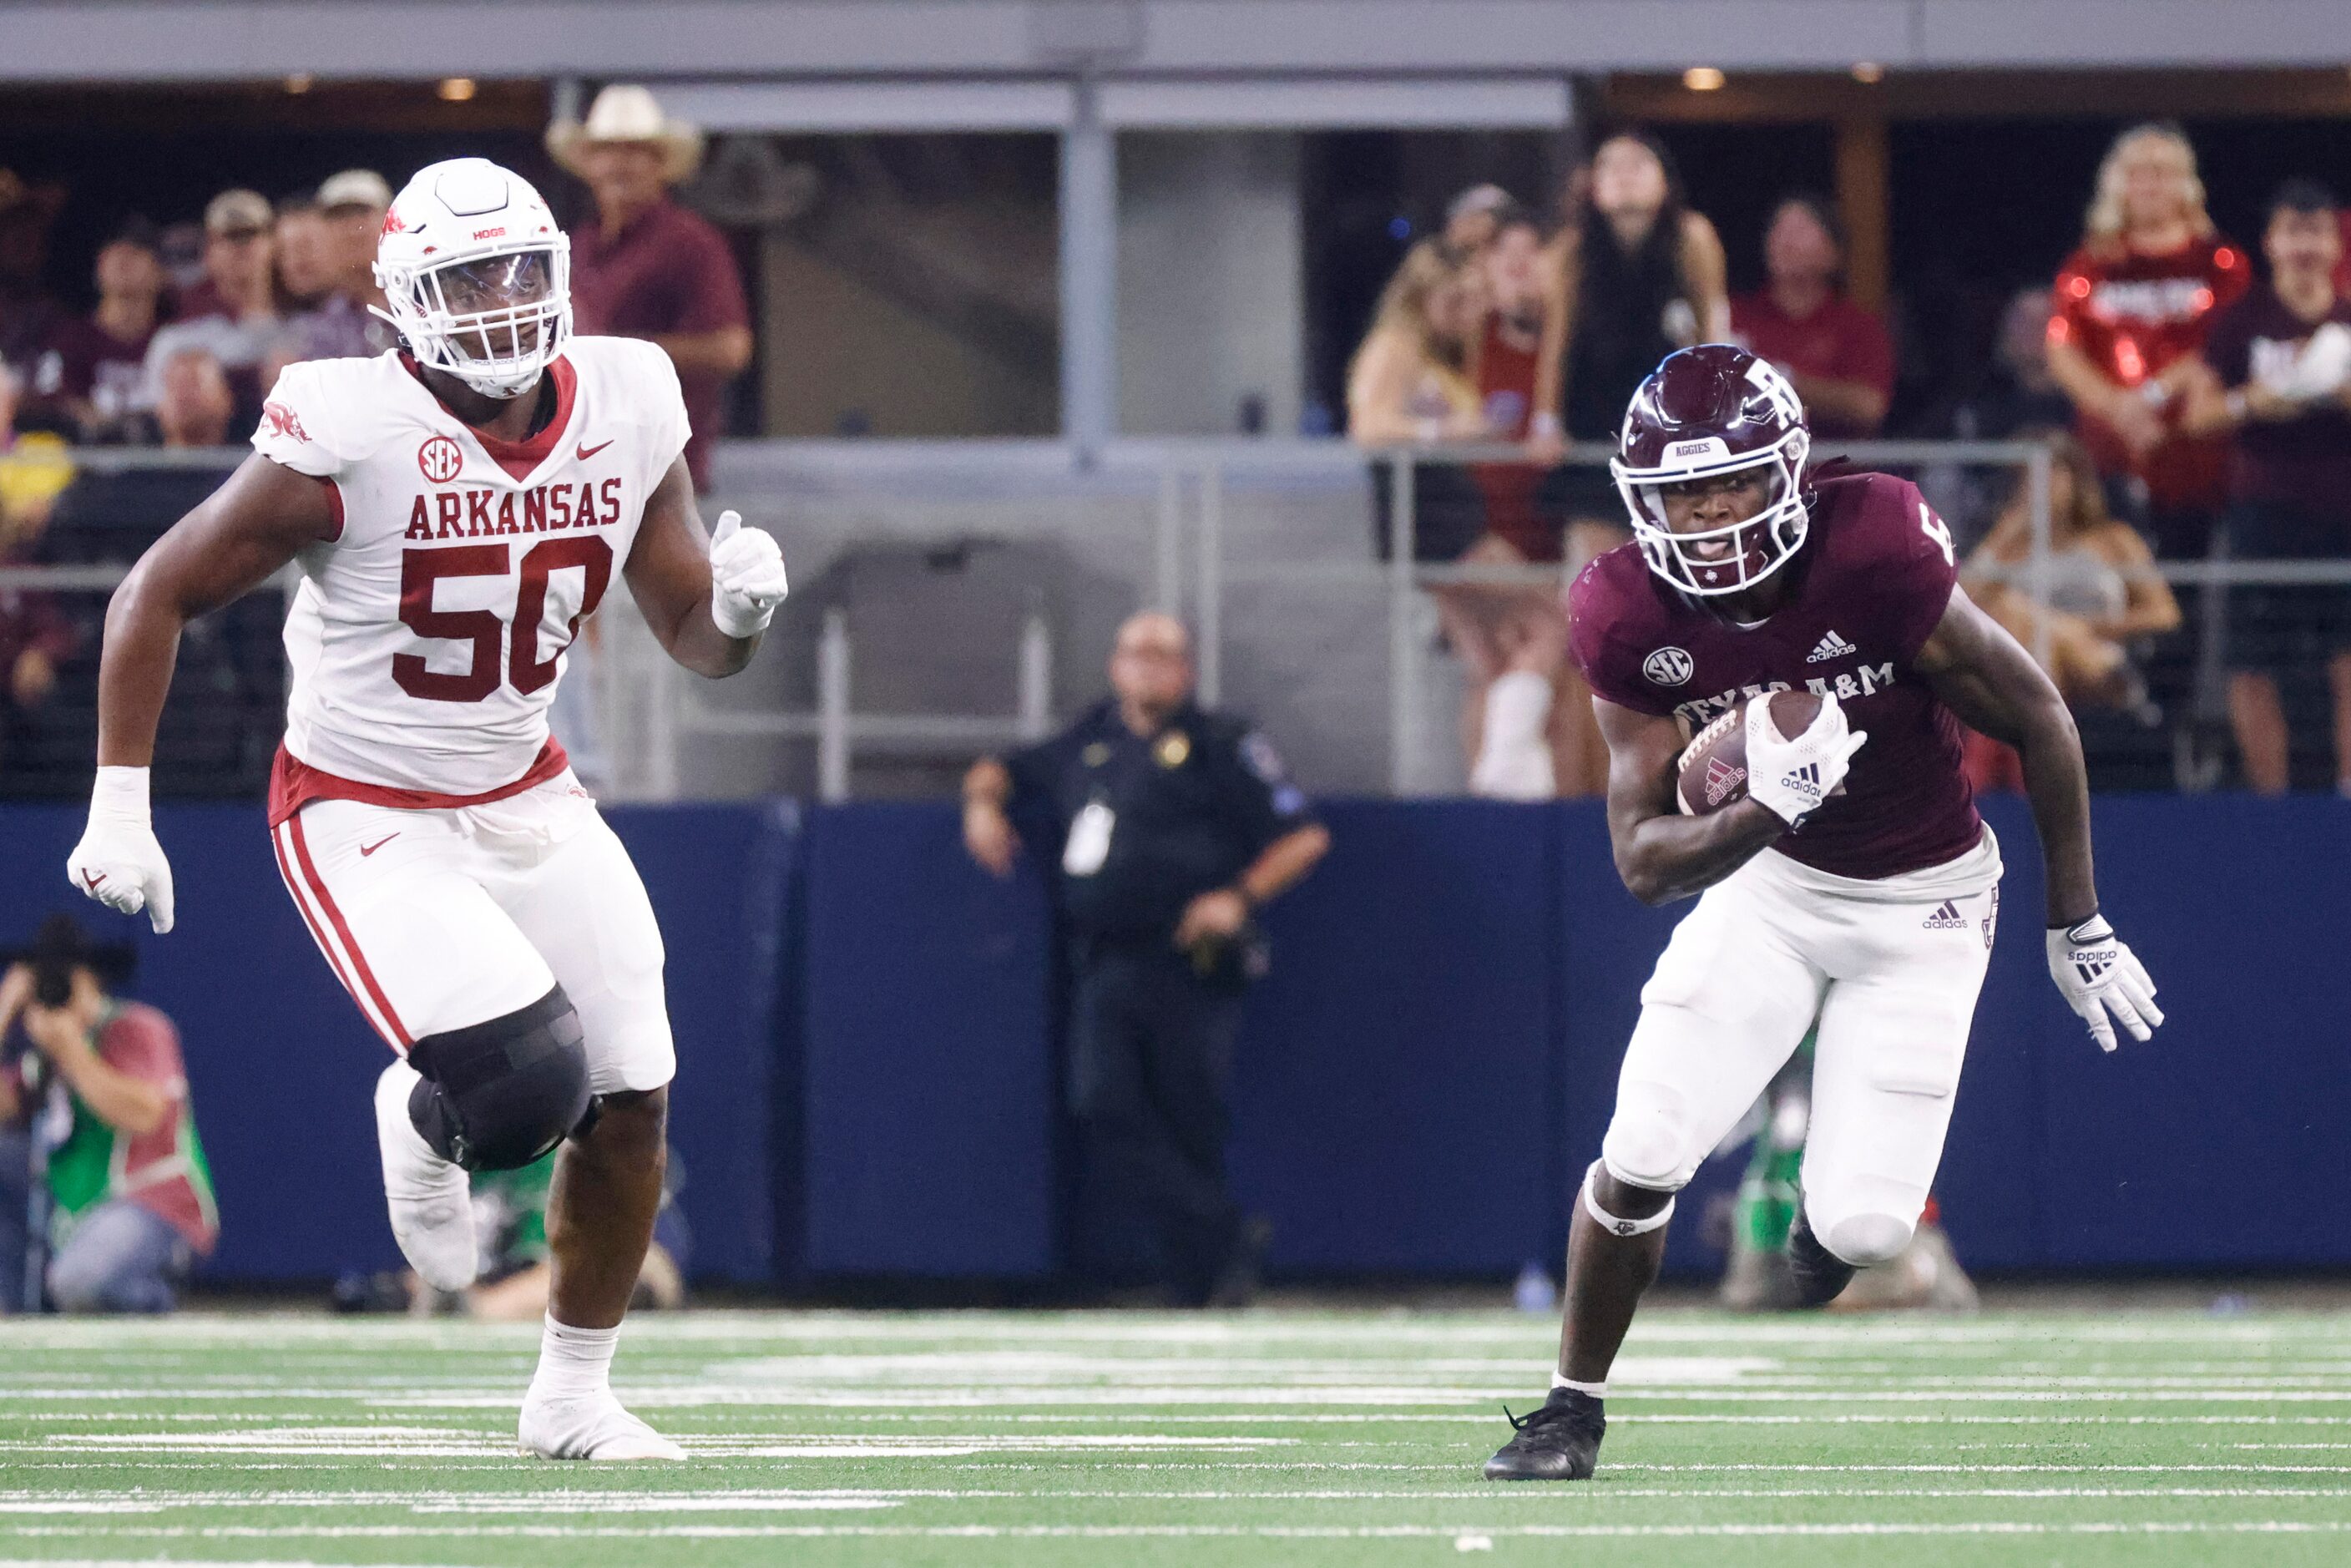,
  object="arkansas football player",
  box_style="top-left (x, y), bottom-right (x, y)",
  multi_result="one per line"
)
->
top-left (1484, 346), bottom-right (2160, 1482)
top-left (66, 159), bottom-right (788, 1460)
